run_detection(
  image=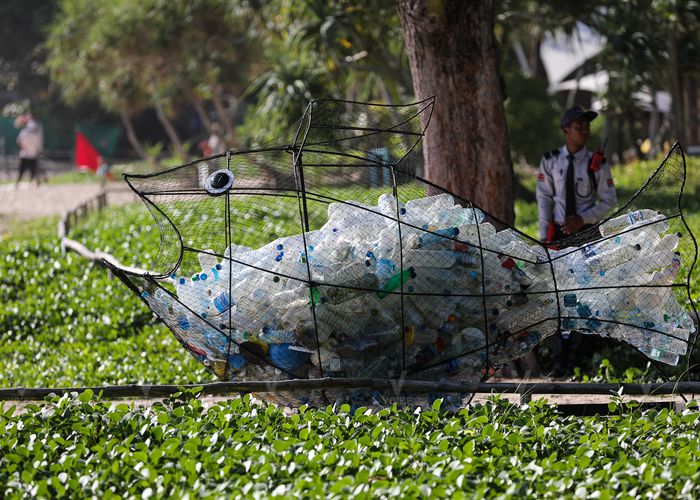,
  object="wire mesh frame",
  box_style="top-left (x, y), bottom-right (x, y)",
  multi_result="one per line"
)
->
top-left (106, 97), bottom-right (699, 404)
